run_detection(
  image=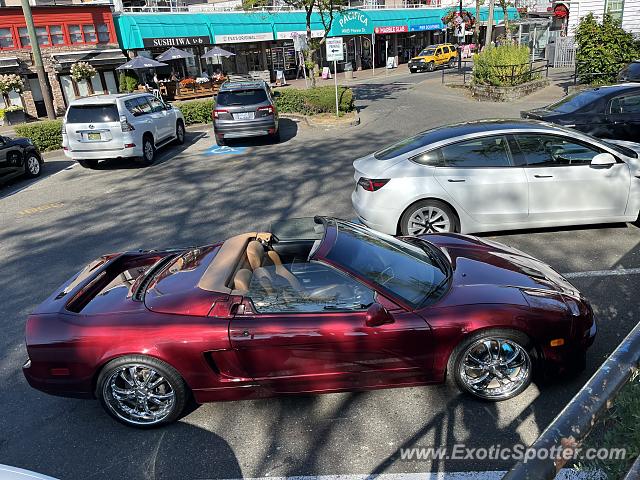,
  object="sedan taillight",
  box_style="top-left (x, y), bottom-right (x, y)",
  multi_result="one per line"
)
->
top-left (257, 105), bottom-right (275, 115)
top-left (358, 177), bottom-right (389, 191)
top-left (213, 109), bottom-right (228, 120)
